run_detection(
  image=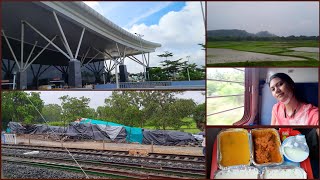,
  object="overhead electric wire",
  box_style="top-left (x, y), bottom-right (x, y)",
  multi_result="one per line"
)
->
top-left (25, 95), bottom-right (89, 179)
